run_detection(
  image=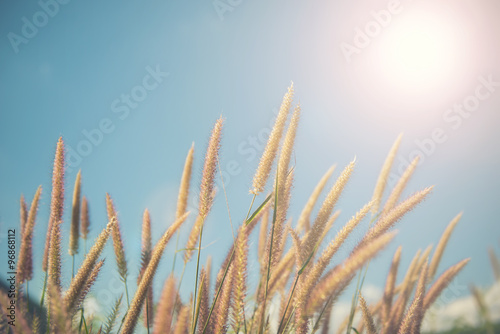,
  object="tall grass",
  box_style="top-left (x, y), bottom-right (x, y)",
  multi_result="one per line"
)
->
top-left (1, 85), bottom-right (477, 334)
